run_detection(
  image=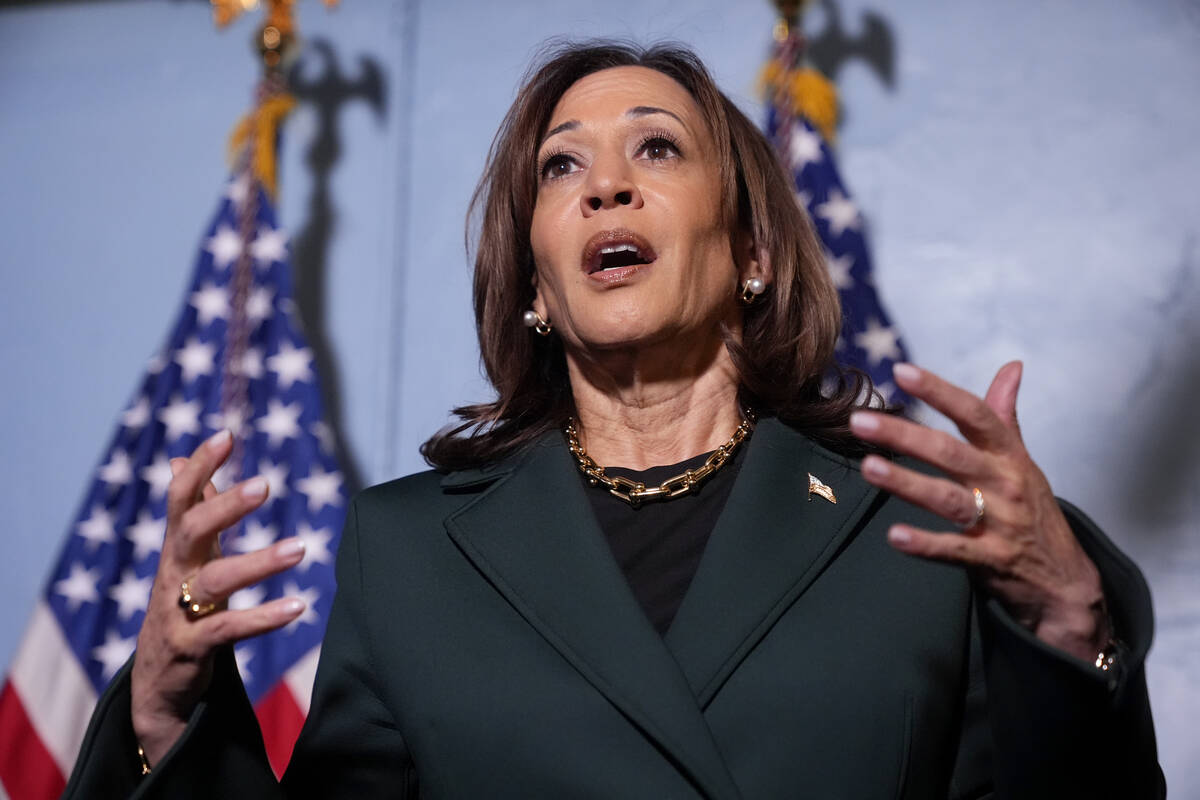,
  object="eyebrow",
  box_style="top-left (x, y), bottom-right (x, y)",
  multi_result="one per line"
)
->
top-left (540, 106), bottom-right (690, 147)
